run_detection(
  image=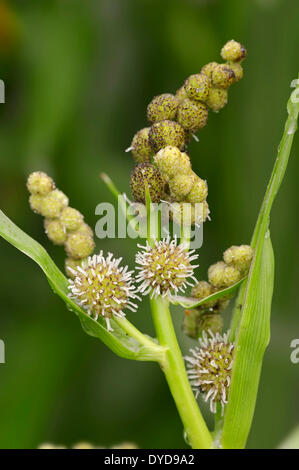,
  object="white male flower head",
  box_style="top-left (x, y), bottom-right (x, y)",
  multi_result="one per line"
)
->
top-left (135, 237), bottom-right (199, 298)
top-left (68, 252), bottom-right (140, 331)
top-left (185, 330), bottom-right (234, 414)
